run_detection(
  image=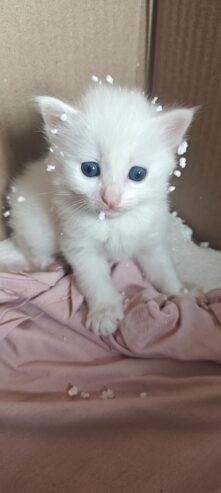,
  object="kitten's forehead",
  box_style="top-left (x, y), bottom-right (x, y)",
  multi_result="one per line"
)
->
top-left (82, 85), bottom-right (154, 135)
top-left (80, 85), bottom-right (156, 166)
